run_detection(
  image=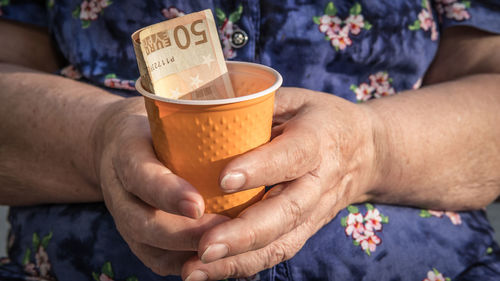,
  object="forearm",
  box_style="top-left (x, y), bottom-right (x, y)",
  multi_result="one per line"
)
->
top-left (367, 74), bottom-right (500, 210)
top-left (0, 63), bottom-right (121, 205)
top-left (0, 19), bottom-right (62, 72)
